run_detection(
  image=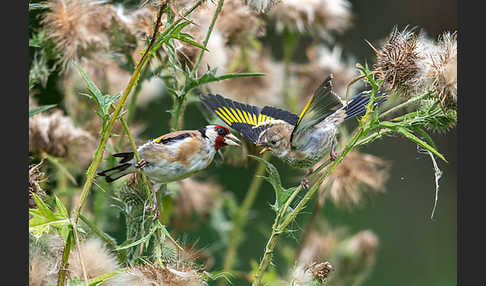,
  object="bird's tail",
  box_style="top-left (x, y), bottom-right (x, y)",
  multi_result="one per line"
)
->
top-left (97, 152), bottom-right (136, 182)
top-left (343, 89), bottom-right (387, 121)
